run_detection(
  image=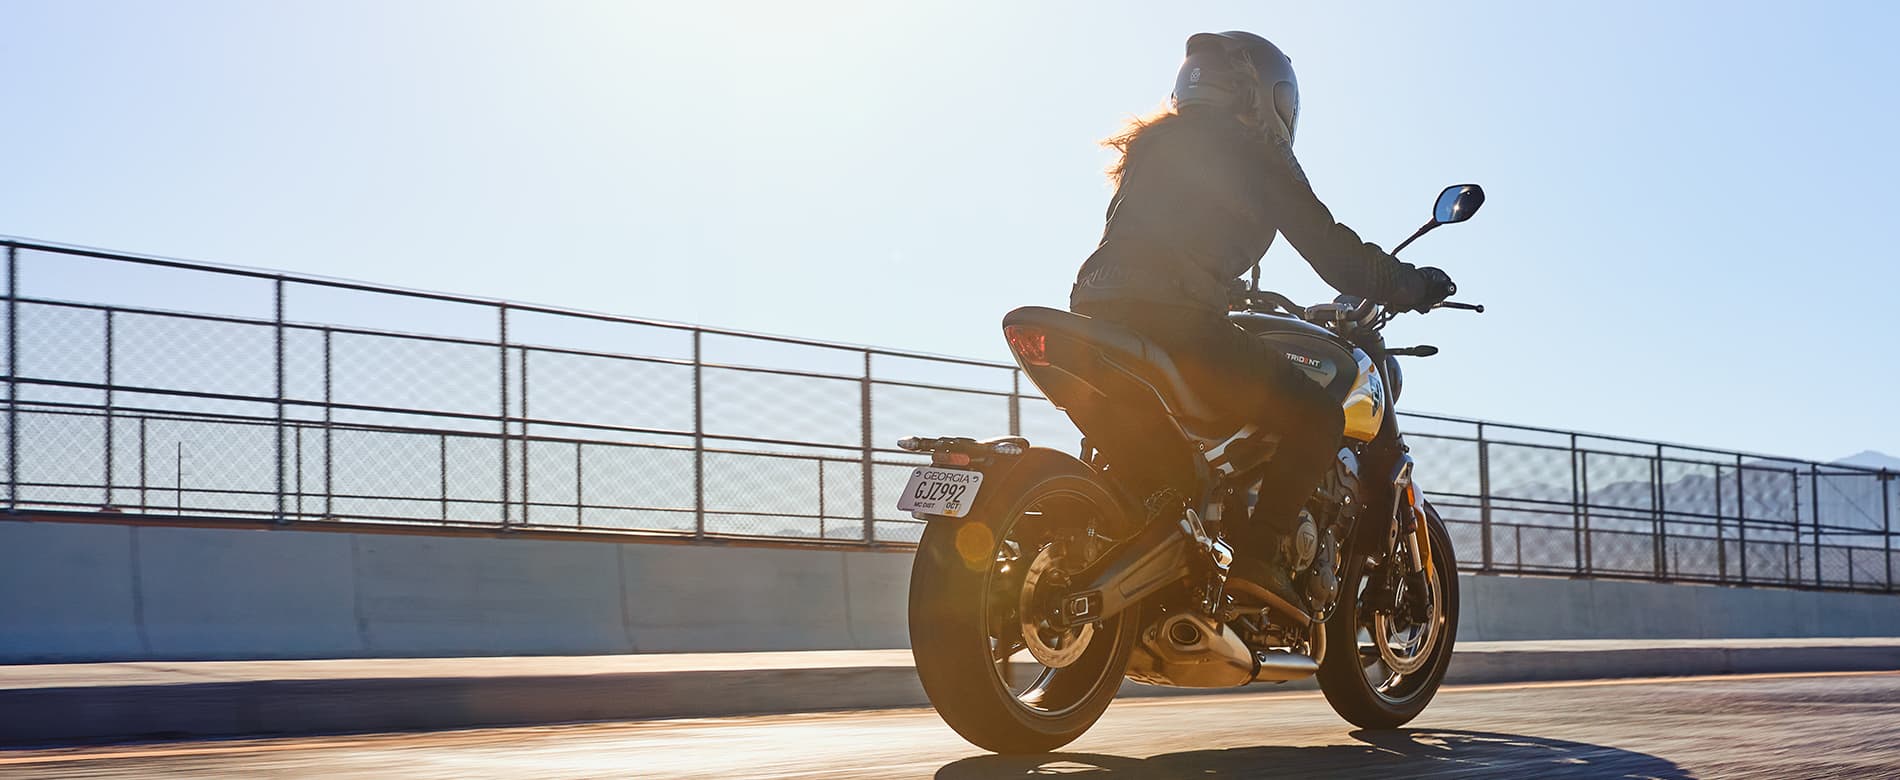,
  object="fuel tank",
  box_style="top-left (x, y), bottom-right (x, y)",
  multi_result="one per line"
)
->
top-left (1229, 312), bottom-right (1357, 401)
top-left (1229, 311), bottom-right (1385, 442)
top-left (1340, 352), bottom-right (1385, 441)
